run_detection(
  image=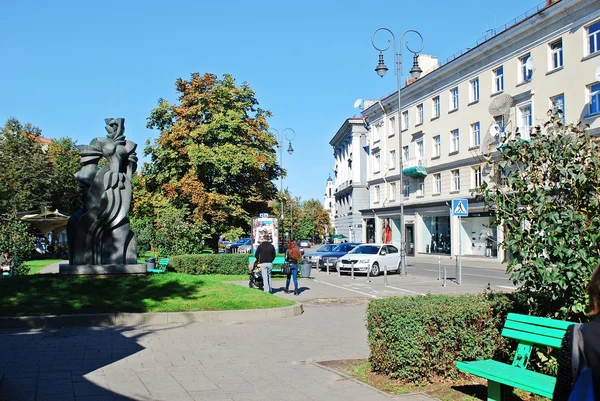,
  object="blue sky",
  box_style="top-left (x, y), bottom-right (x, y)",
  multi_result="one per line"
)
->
top-left (0, 0), bottom-right (543, 203)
